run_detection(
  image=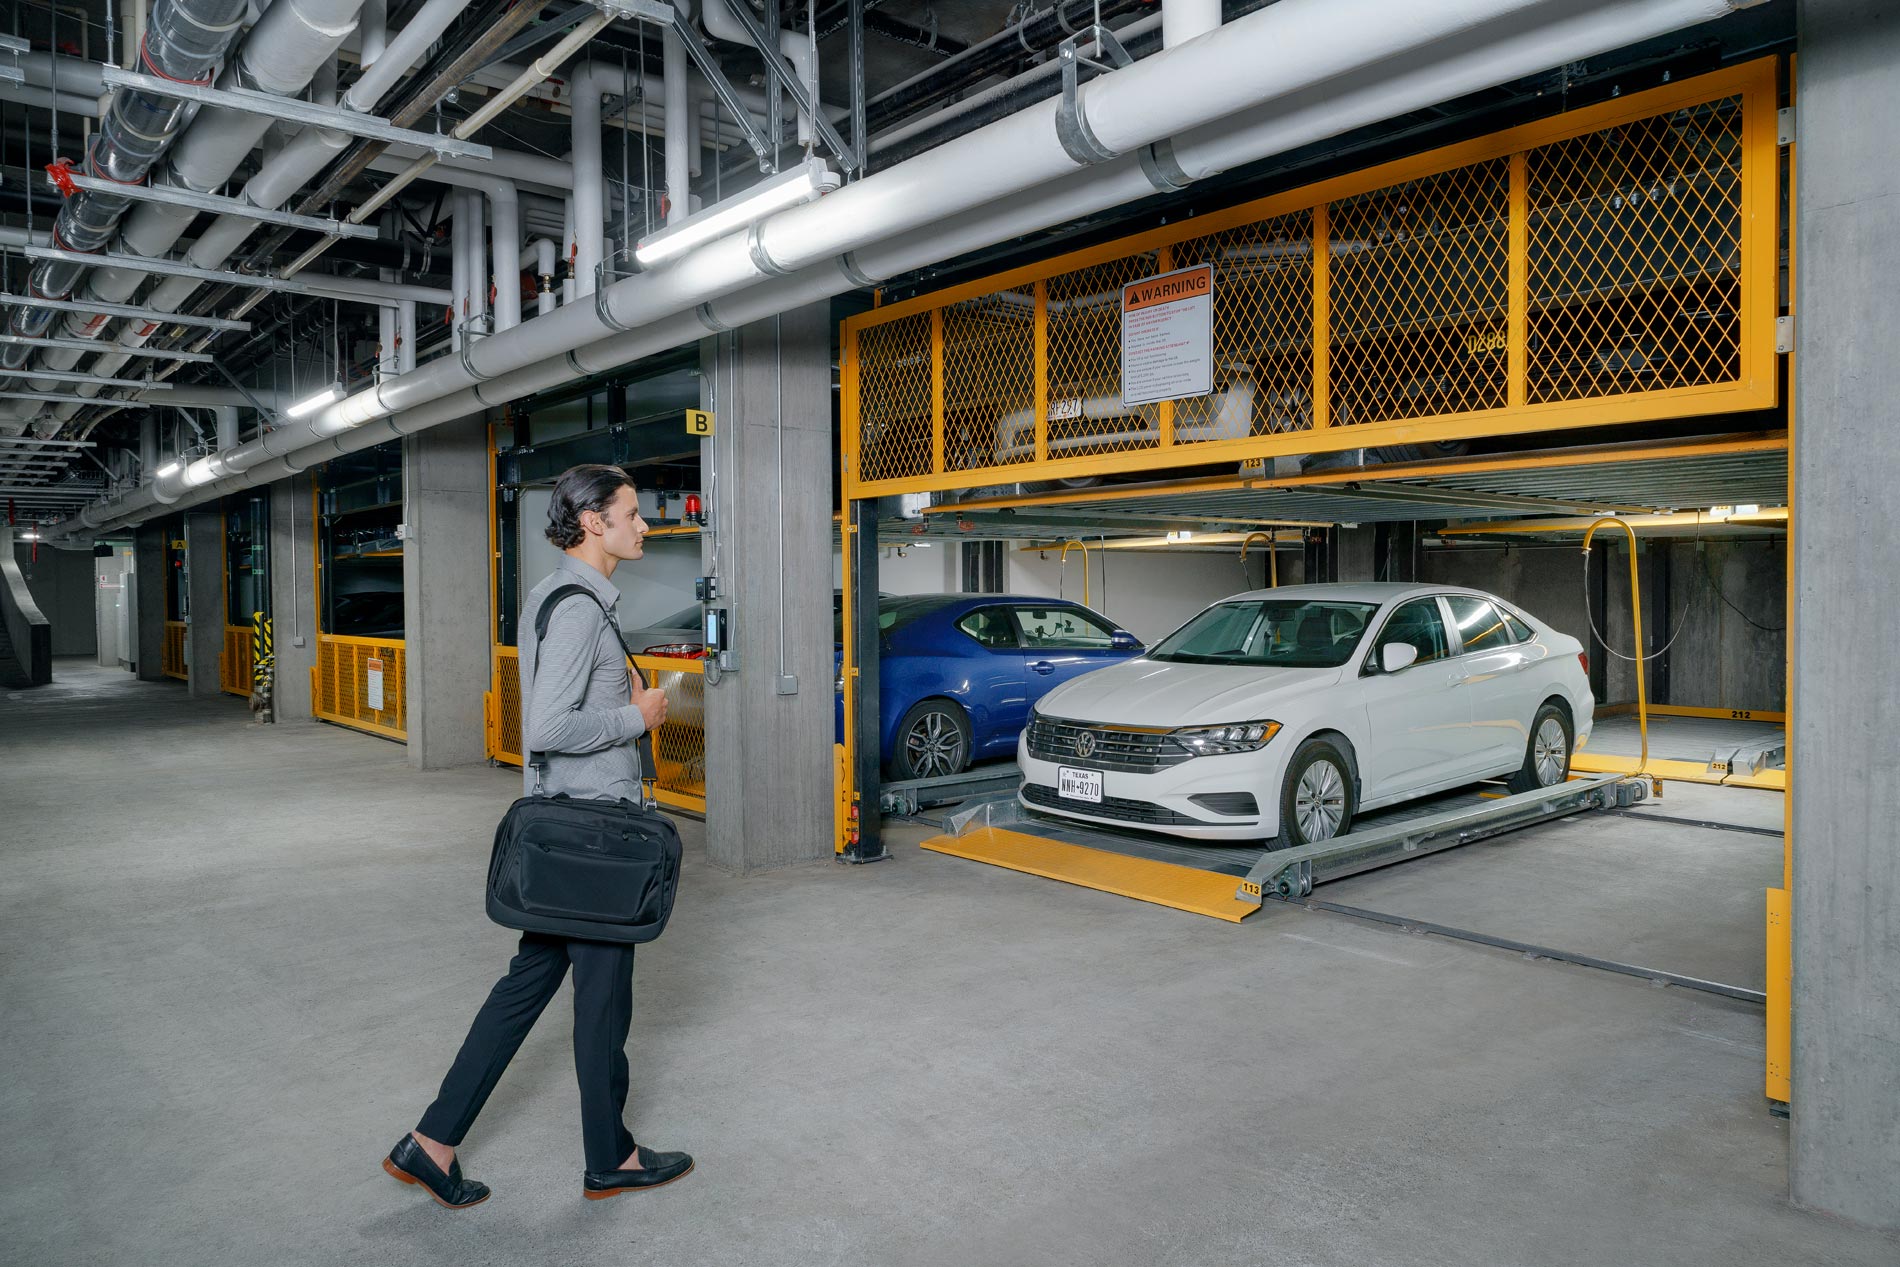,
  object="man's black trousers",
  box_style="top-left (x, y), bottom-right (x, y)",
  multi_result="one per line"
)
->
top-left (416, 932), bottom-right (636, 1171)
